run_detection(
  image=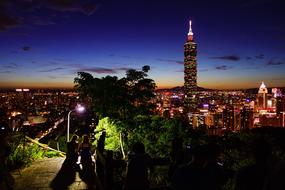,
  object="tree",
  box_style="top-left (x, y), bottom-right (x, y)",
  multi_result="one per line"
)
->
top-left (74, 65), bottom-right (156, 120)
top-left (94, 117), bottom-right (121, 152)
